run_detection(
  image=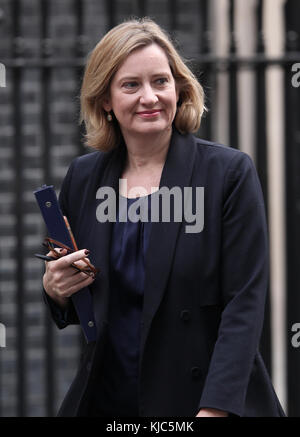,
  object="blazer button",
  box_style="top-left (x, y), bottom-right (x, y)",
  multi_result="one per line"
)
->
top-left (191, 367), bottom-right (201, 379)
top-left (86, 361), bottom-right (92, 372)
top-left (88, 320), bottom-right (94, 328)
top-left (180, 310), bottom-right (191, 322)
